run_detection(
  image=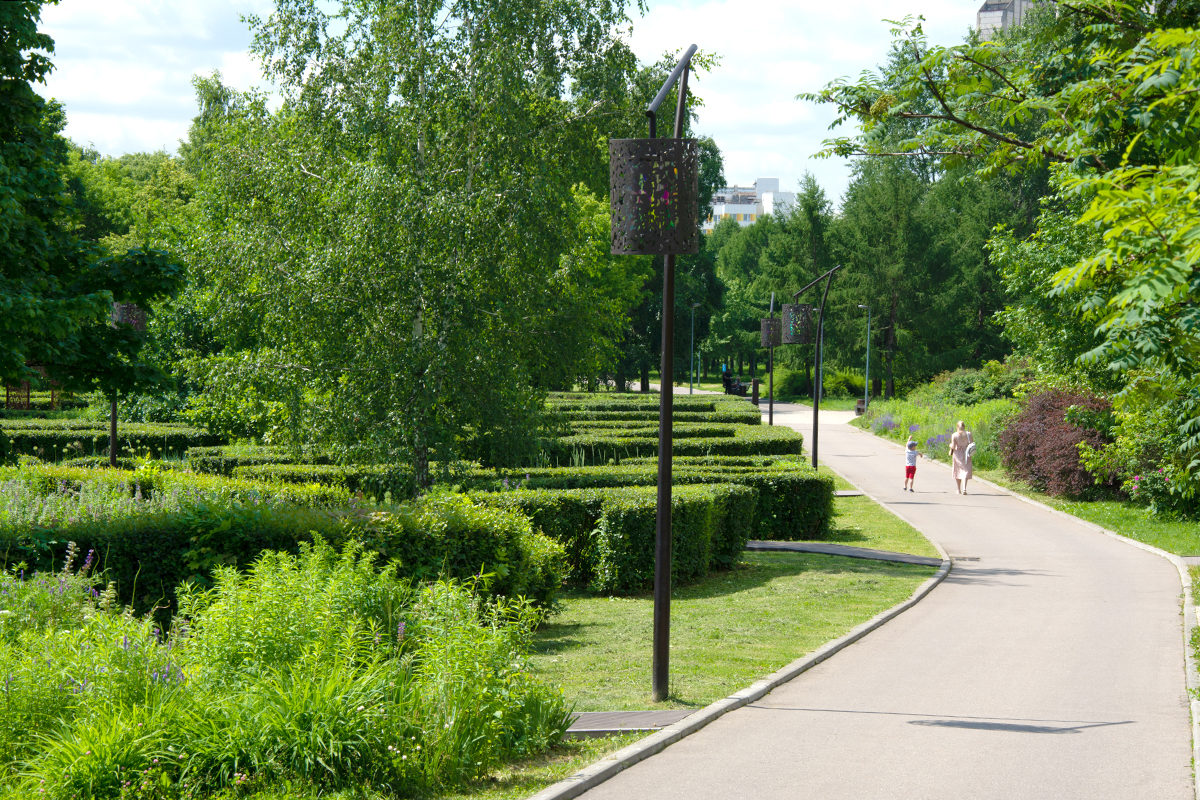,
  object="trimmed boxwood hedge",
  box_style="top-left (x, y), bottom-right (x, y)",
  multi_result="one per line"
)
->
top-left (457, 460), bottom-right (831, 541)
top-left (232, 462), bottom-right (417, 500)
top-left (565, 422), bottom-right (737, 439)
top-left (475, 483), bottom-right (755, 595)
top-left (543, 423), bottom-right (802, 464)
top-left (551, 408), bottom-right (761, 425)
top-left (185, 445), bottom-right (332, 476)
top-left (0, 422), bottom-right (223, 463)
top-left (0, 475), bottom-right (564, 612)
top-left (0, 464), bottom-right (355, 508)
